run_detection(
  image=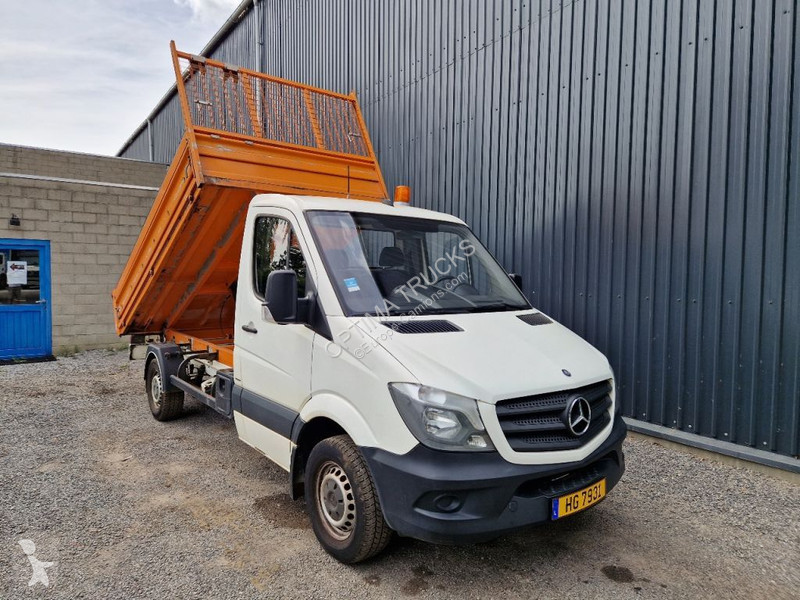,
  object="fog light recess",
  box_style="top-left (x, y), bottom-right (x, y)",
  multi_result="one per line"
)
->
top-left (433, 494), bottom-right (463, 513)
